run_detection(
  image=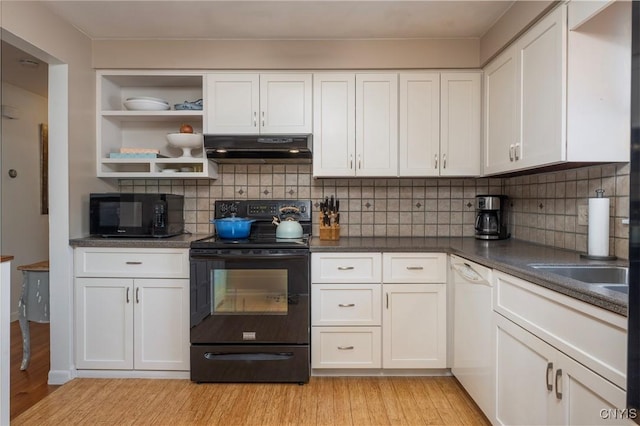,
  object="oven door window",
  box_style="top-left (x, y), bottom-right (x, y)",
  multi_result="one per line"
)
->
top-left (213, 269), bottom-right (288, 315)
